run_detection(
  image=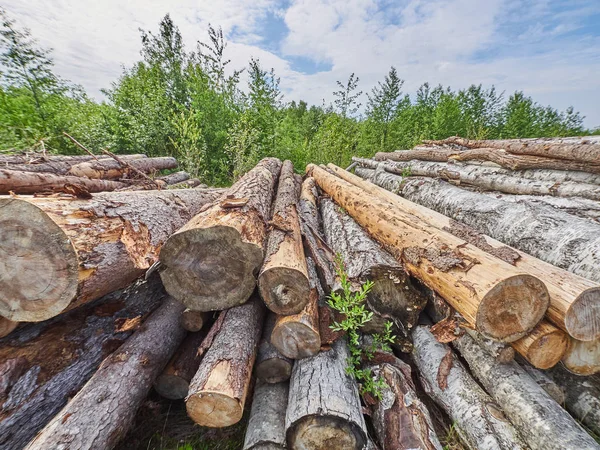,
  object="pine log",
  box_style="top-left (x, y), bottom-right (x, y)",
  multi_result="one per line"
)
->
top-left (68, 156), bottom-right (177, 179)
top-left (308, 164), bottom-right (549, 343)
top-left (346, 165), bottom-right (600, 341)
top-left (298, 177), bottom-right (336, 291)
top-left (0, 317), bottom-right (18, 338)
top-left (320, 197), bottom-right (426, 337)
top-left (157, 171), bottom-right (190, 185)
top-left (243, 381), bottom-right (288, 450)
top-left (547, 364), bottom-right (600, 436)
top-left (286, 339), bottom-right (367, 450)
top-left (160, 158), bottom-right (281, 311)
top-left (562, 338), bottom-right (600, 375)
top-left (0, 276), bottom-right (165, 449)
top-left (516, 359), bottom-right (566, 404)
top-left (453, 333), bottom-right (600, 450)
top-left (259, 160), bottom-right (310, 315)
top-left (271, 257), bottom-right (321, 359)
top-left (255, 313), bottom-right (293, 383)
top-left (154, 330), bottom-right (207, 400)
top-left (180, 309), bottom-right (210, 332)
top-left (511, 321), bottom-right (569, 369)
top-left (24, 298), bottom-right (186, 450)
top-left (0, 153), bottom-right (101, 165)
top-left (5, 155), bottom-right (147, 175)
top-left (169, 178), bottom-right (204, 189)
top-left (0, 188), bottom-right (221, 322)
top-left (186, 296), bottom-right (265, 427)
top-left (411, 326), bottom-right (526, 450)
